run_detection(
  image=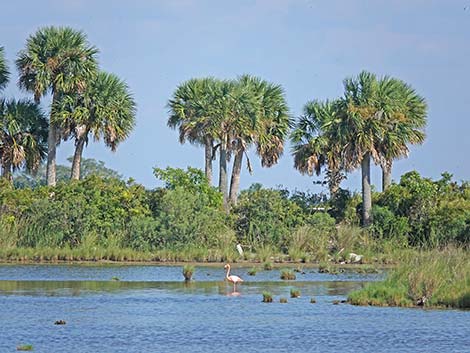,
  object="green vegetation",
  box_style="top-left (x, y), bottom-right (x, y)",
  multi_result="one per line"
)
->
top-left (280, 269), bottom-right (296, 280)
top-left (0, 27), bottom-right (468, 310)
top-left (168, 76), bottom-right (290, 209)
top-left (182, 265), bottom-right (195, 281)
top-left (0, 168), bottom-right (468, 267)
top-left (262, 292), bottom-right (273, 303)
top-left (248, 267), bottom-right (258, 276)
top-left (263, 262), bottom-right (273, 270)
top-left (17, 26), bottom-right (99, 187)
top-left (291, 71), bottom-right (427, 226)
top-left (16, 345), bottom-right (33, 351)
top-left (290, 288), bottom-right (301, 298)
top-left (280, 297), bottom-right (288, 303)
top-left (348, 248), bottom-right (469, 309)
